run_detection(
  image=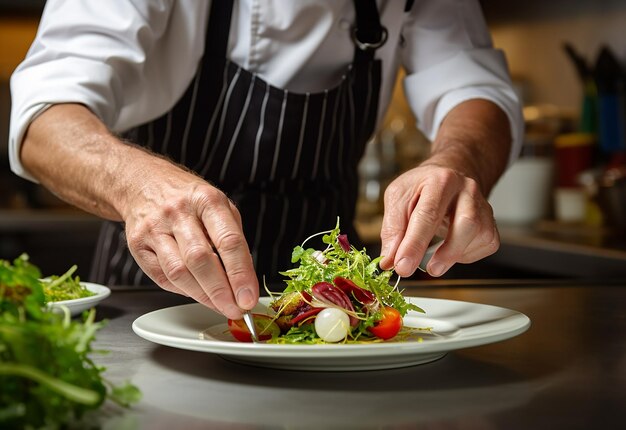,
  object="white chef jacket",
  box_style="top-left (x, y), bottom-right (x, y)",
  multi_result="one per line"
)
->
top-left (8, 0), bottom-right (524, 182)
